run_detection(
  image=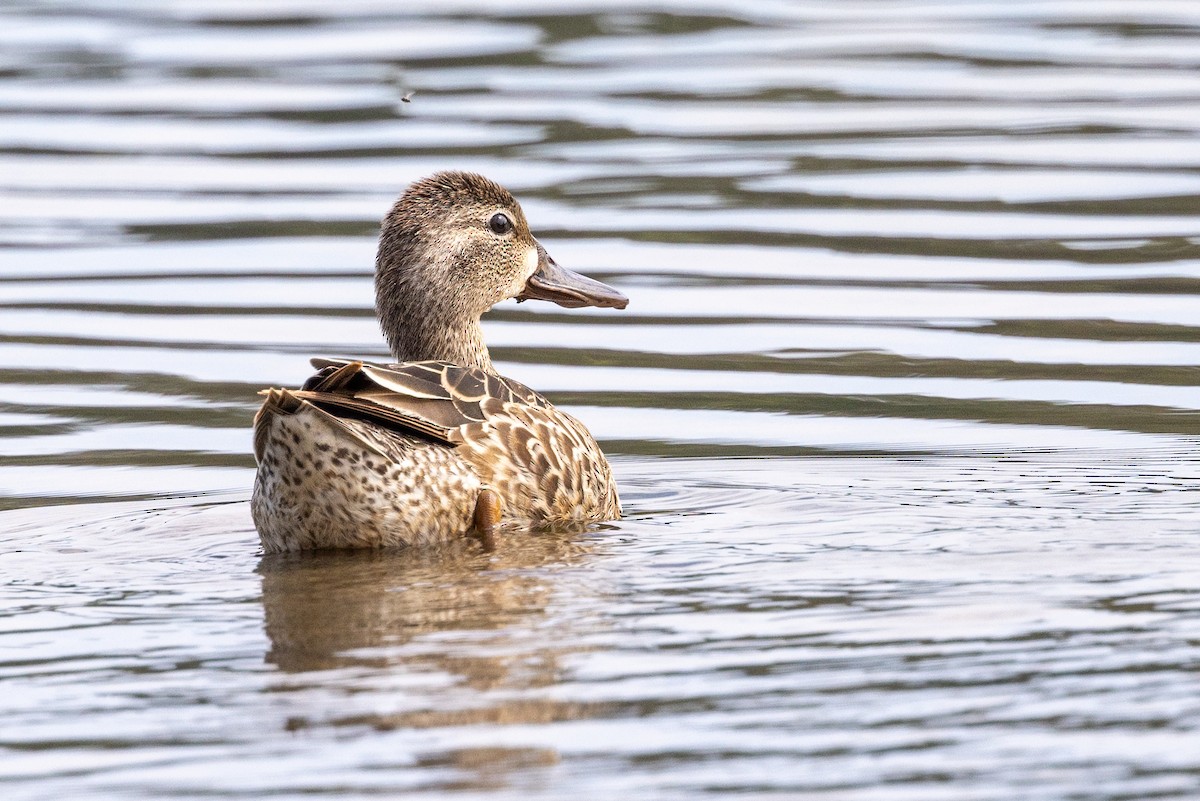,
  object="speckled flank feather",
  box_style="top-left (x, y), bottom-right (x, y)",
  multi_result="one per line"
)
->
top-left (252, 388), bottom-right (480, 551)
top-left (251, 171), bottom-right (626, 552)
